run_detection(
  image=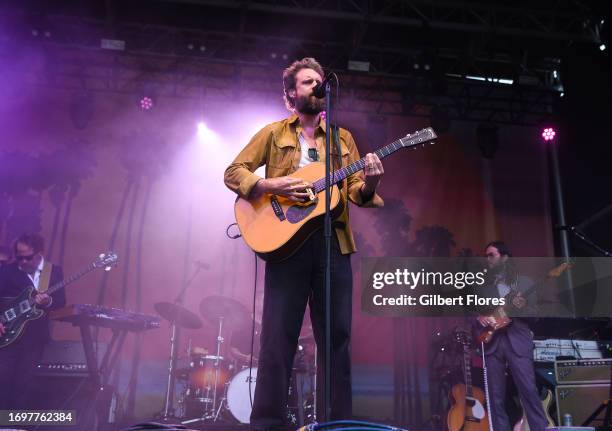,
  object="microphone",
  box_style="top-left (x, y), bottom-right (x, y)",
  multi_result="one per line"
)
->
top-left (194, 260), bottom-right (210, 270)
top-left (312, 75), bottom-right (333, 99)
